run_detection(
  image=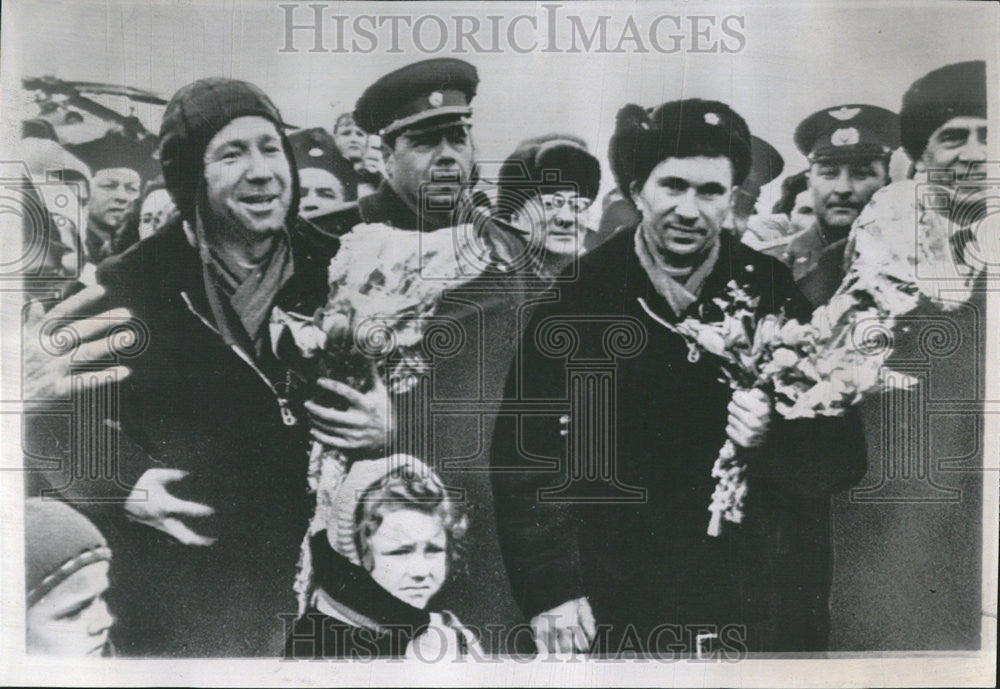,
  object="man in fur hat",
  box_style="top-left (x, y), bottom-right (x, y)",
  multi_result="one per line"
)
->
top-left (491, 98), bottom-right (867, 655)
